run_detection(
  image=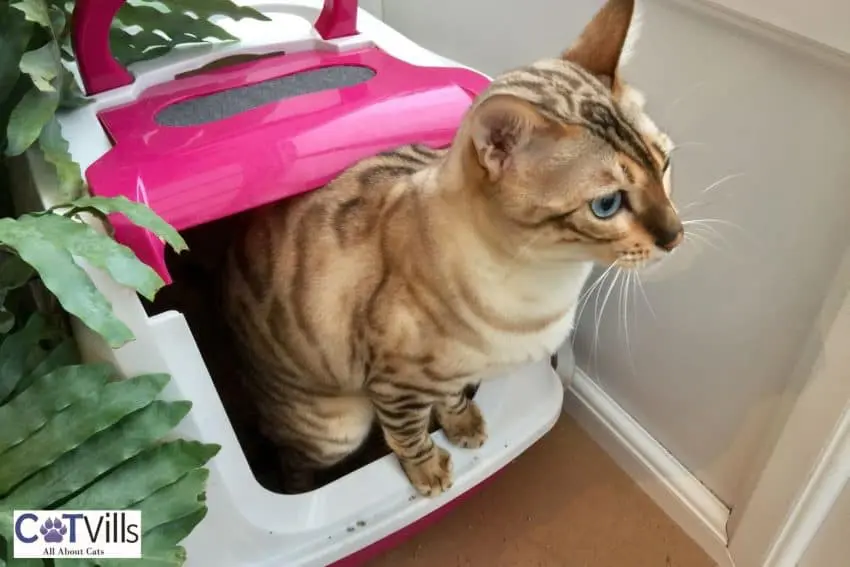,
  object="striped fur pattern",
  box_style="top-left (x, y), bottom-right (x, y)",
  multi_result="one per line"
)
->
top-left (222, 0), bottom-right (684, 496)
